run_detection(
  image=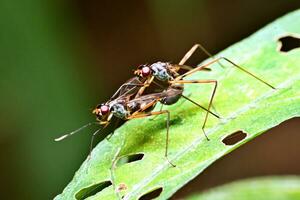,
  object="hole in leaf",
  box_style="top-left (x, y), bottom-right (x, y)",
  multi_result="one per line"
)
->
top-left (116, 153), bottom-right (144, 167)
top-left (222, 131), bottom-right (247, 145)
top-left (75, 181), bottom-right (112, 200)
top-left (278, 35), bottom-right (300, 52)
top-left (138, 187), bottom-right (163, 200)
